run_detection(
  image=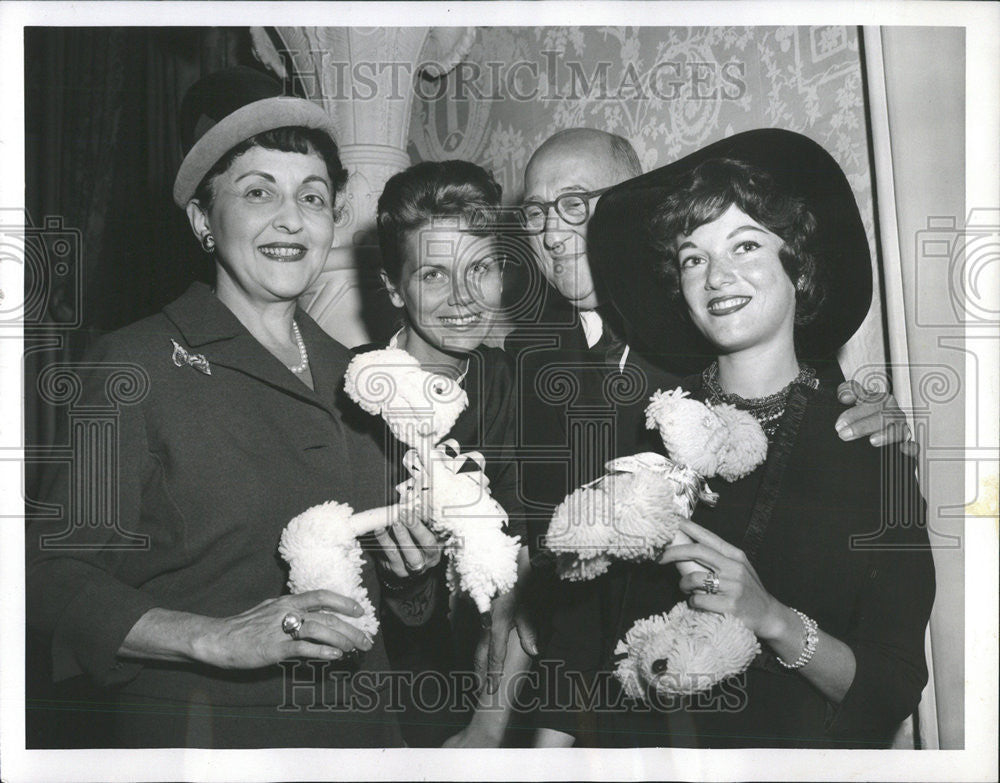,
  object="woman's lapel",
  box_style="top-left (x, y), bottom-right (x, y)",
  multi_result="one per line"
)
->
top-left (162, 282), bottom-right (341, 413)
